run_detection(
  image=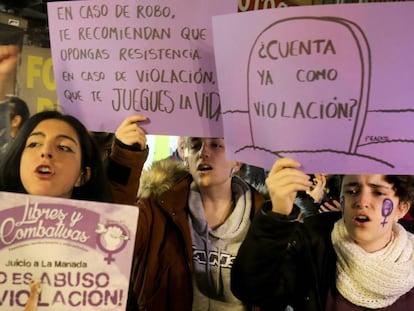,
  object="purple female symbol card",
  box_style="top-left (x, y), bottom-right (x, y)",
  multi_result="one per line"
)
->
top-left (0, 191), bottom-right (138, 310)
